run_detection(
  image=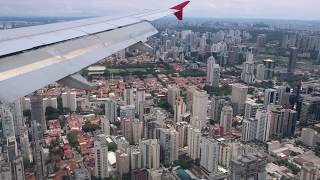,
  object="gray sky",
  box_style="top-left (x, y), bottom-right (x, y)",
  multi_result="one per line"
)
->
top-left (1, 0), bottom-right (319, 20)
